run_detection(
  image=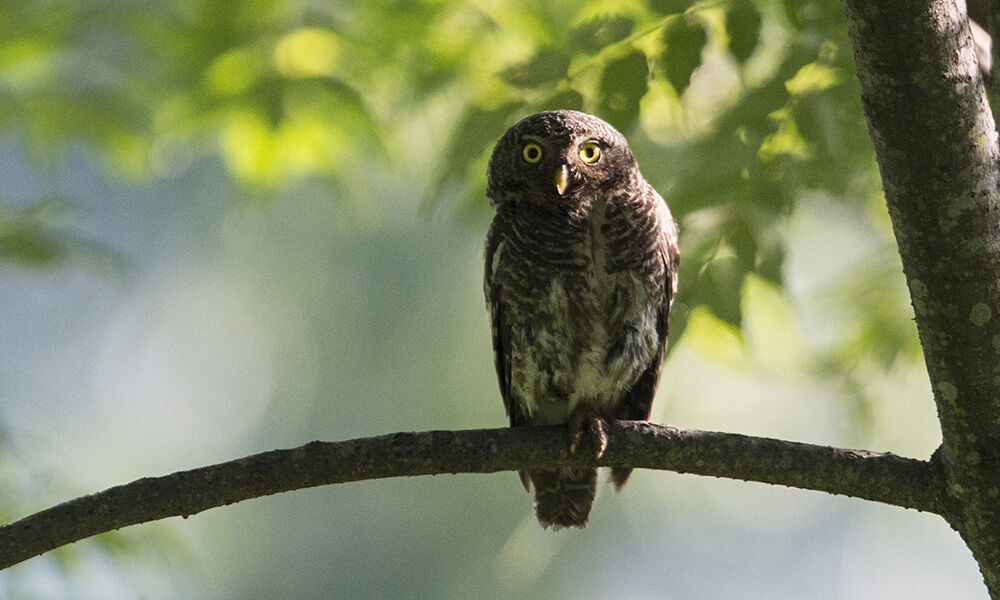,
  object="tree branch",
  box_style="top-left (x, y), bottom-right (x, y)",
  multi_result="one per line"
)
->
top-left (990, 1), bottom-right (1000, 114)
top-left (0, 421), bottom-right (942, 570)
top-left (842, 0), bottom-right (1000, 594)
